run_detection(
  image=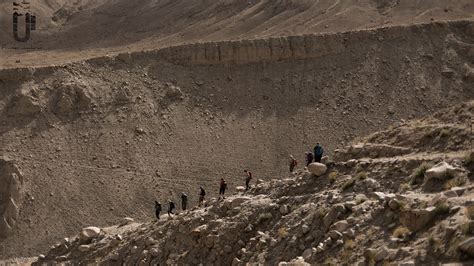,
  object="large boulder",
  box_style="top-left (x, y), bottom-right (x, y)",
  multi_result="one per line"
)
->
top-left (308, 163), bottom-right (327, 177)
